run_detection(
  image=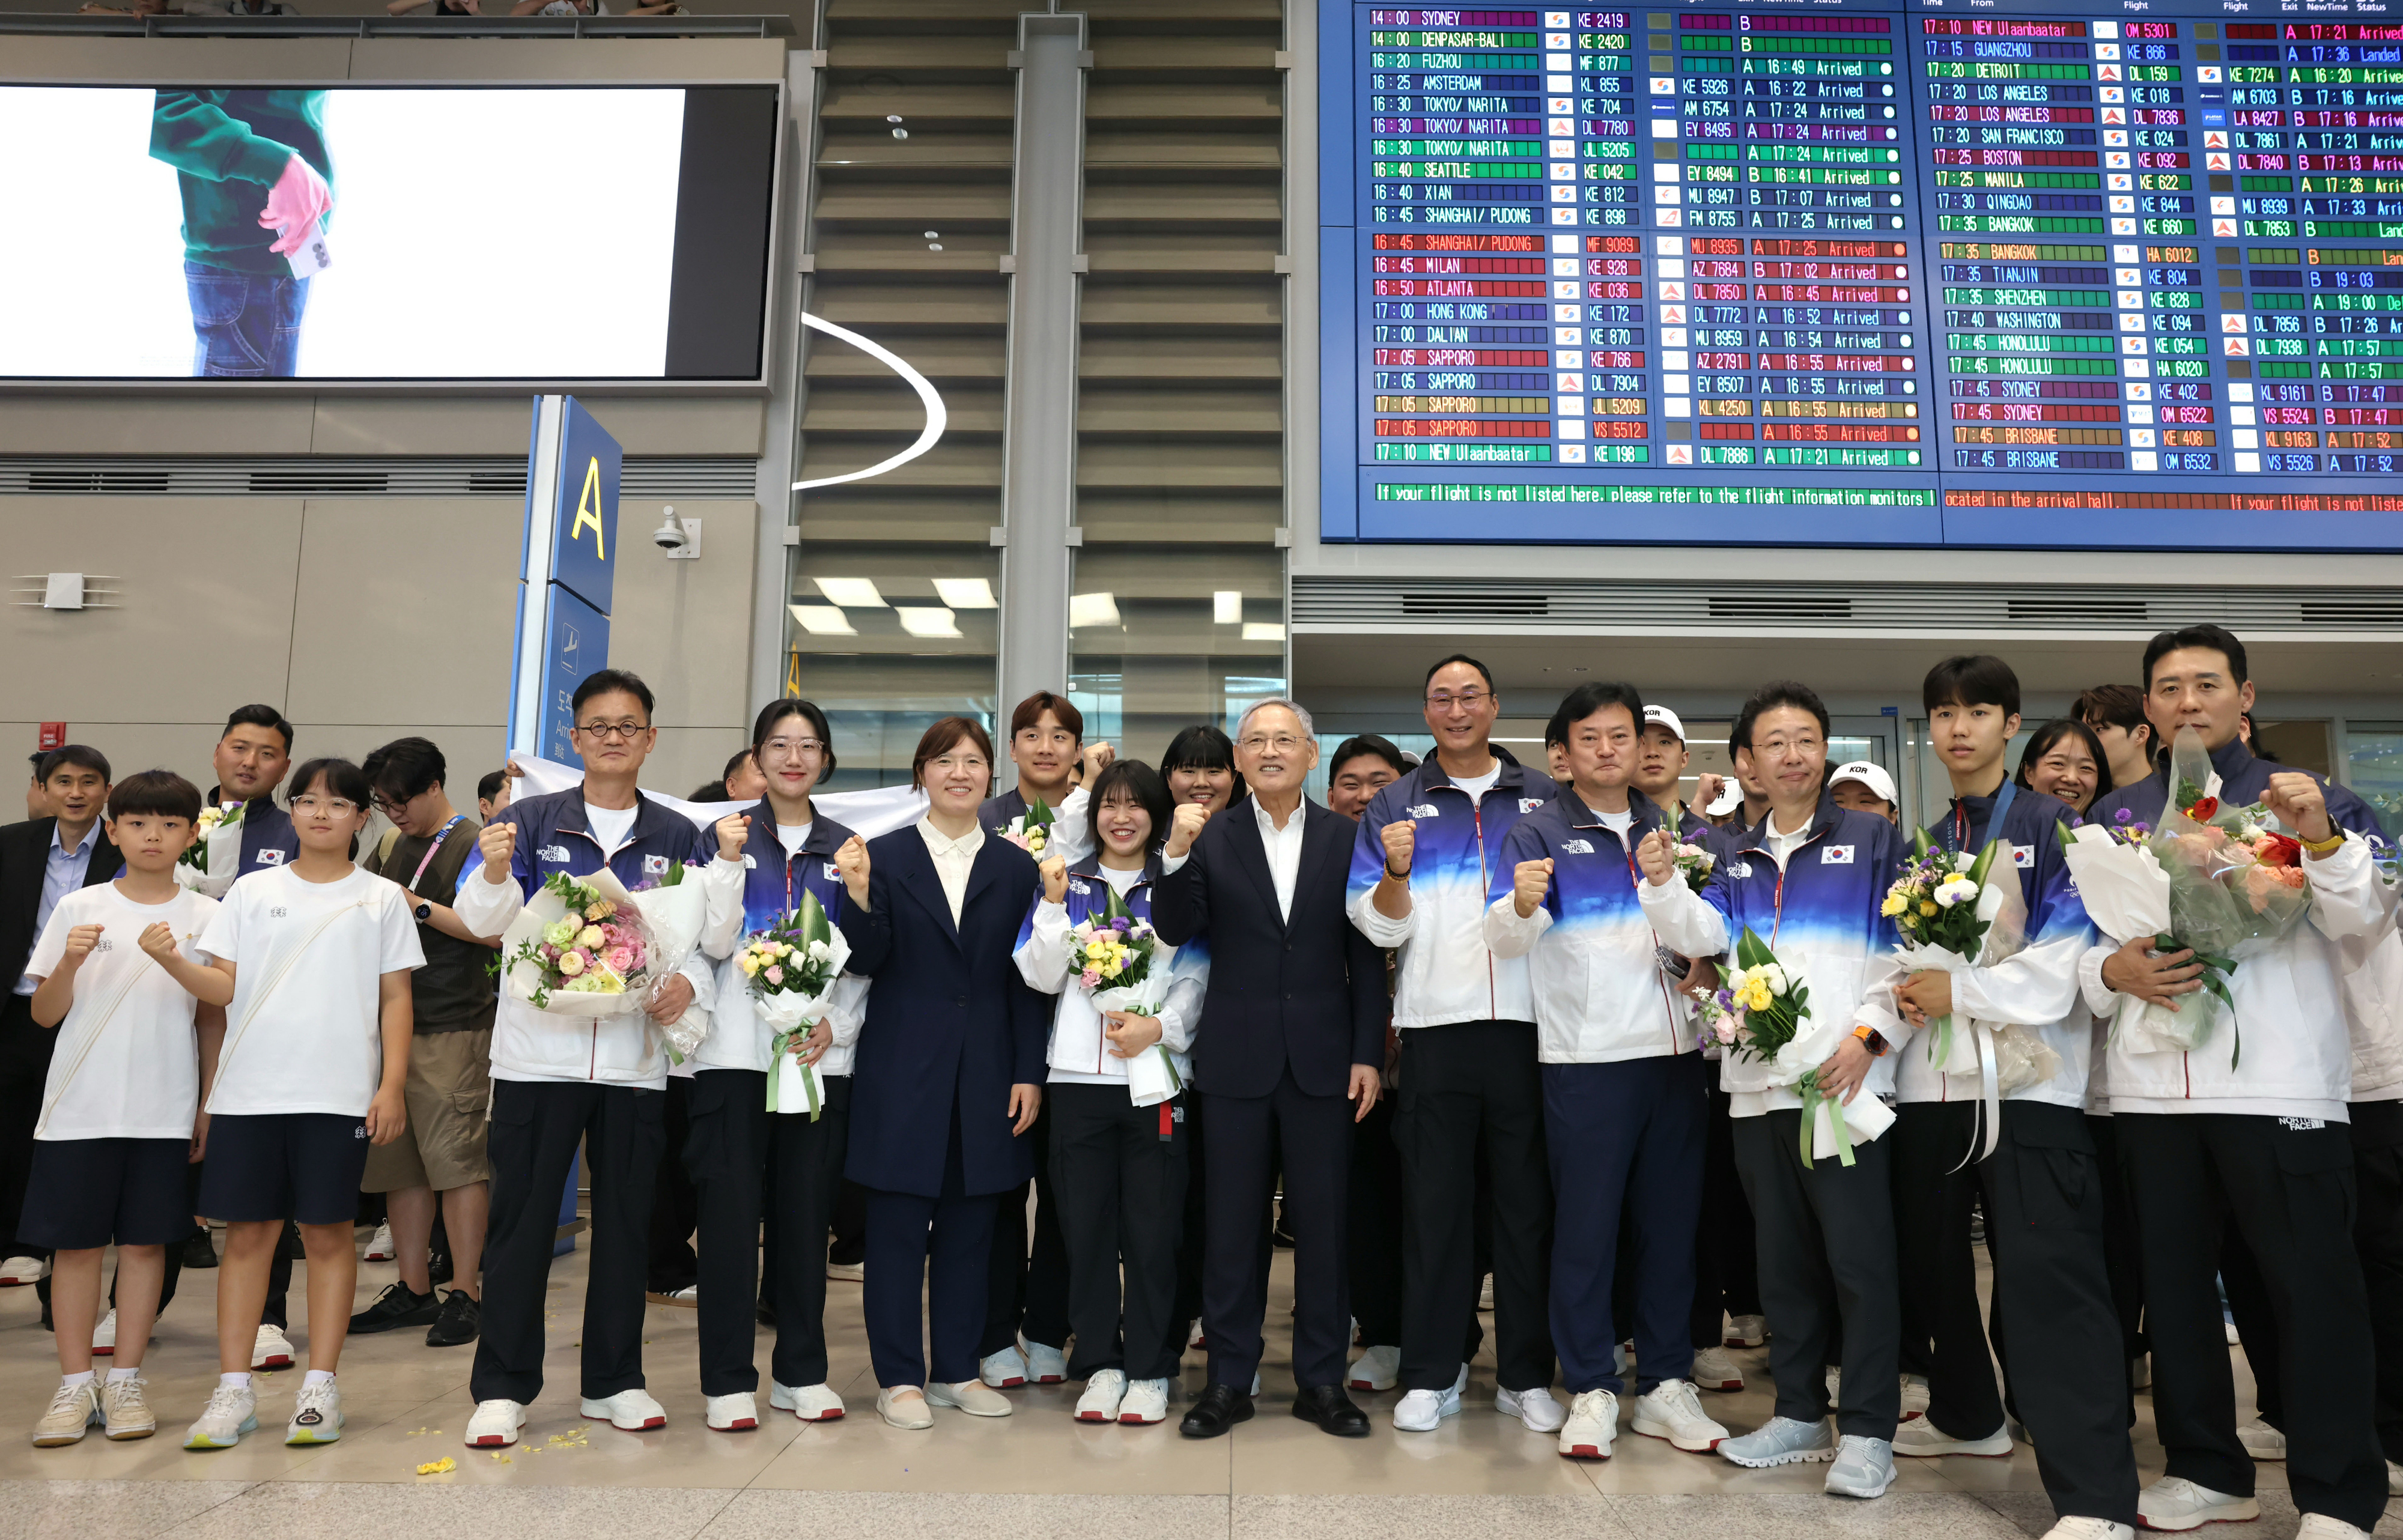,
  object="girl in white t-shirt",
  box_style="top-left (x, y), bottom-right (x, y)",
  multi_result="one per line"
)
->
top-left (182, 759), bottom-right (423, 1453)
top-left (22, 771), bottom-right (223, 1449)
